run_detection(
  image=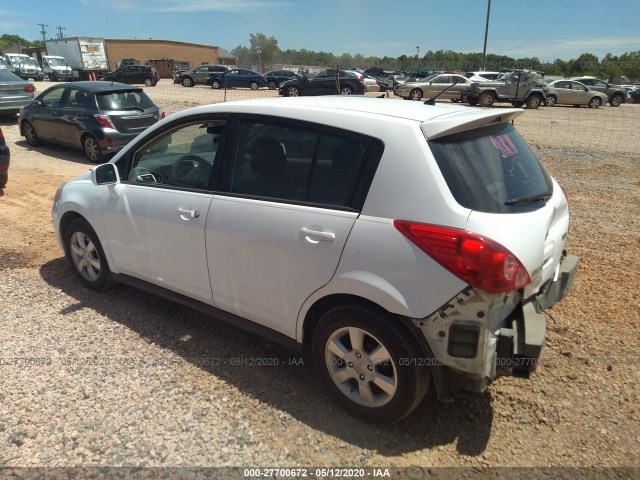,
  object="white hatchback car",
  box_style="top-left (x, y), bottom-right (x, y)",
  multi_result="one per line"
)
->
top-left (52, 97), bottom-right (578, 422)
